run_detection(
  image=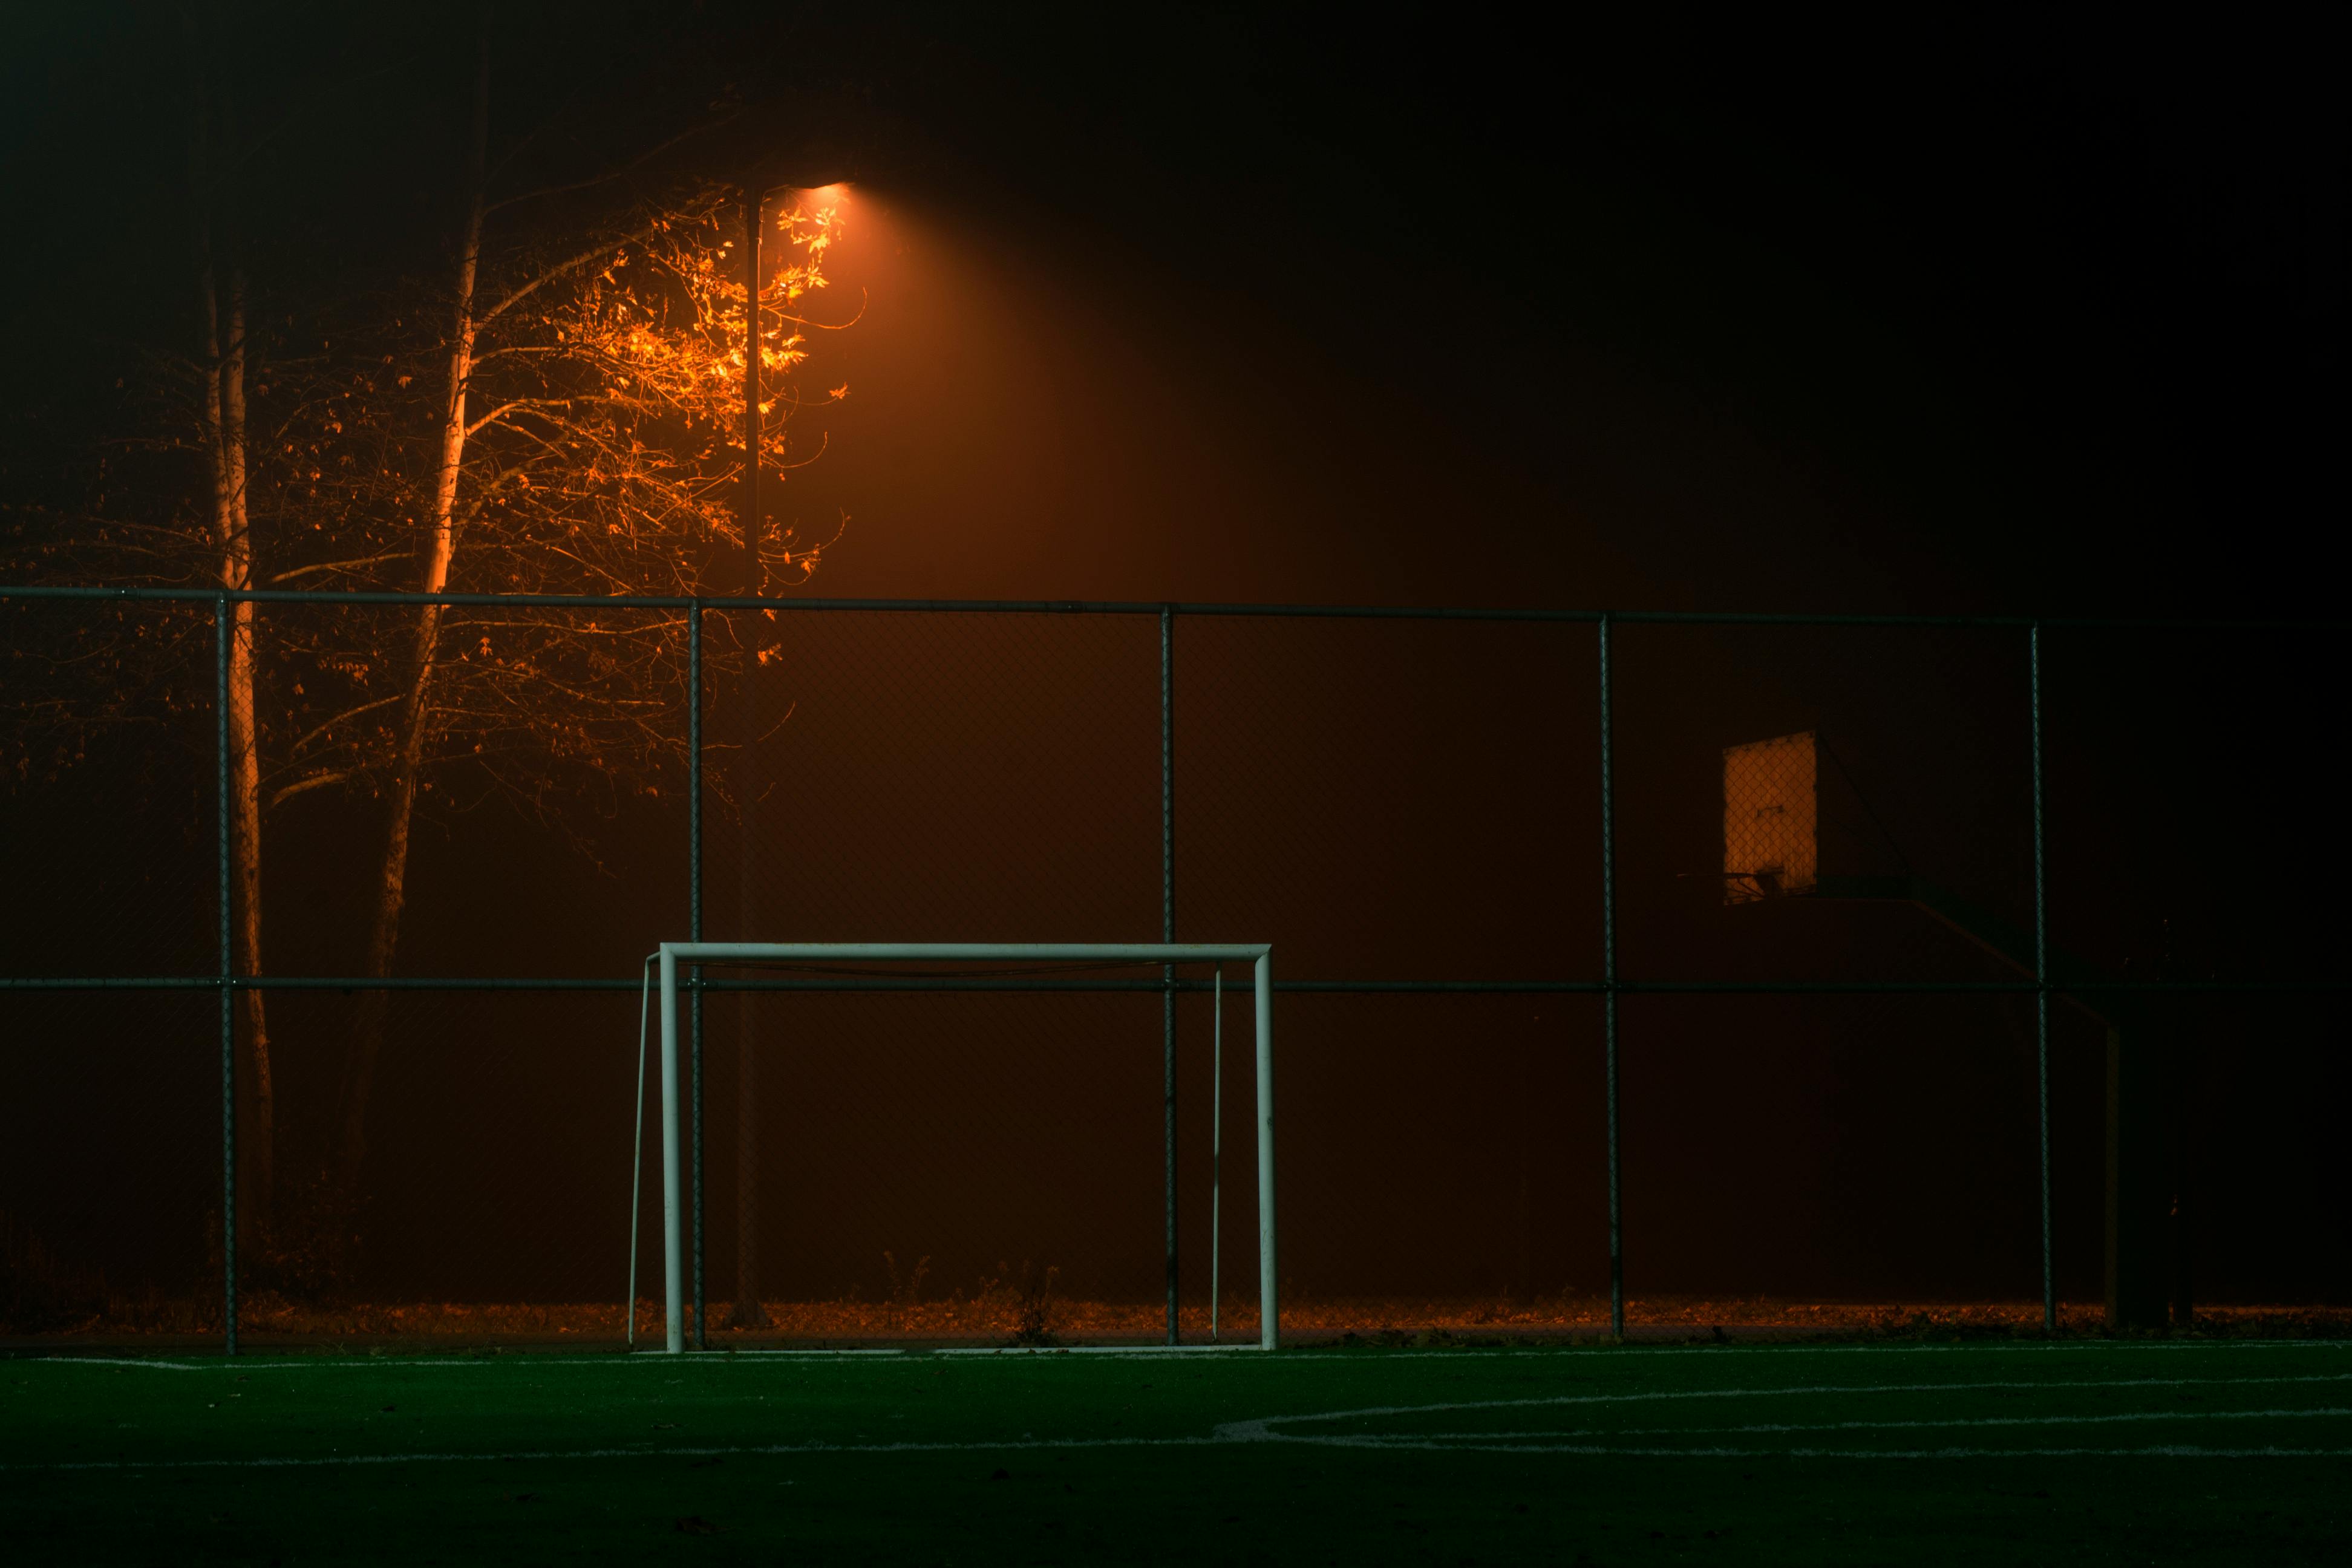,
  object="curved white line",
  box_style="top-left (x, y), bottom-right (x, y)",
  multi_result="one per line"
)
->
top-left (1217, 1371), bottom-right (2352, 1443)
top-left (1342, 1405), bottom-right (2352, 1442)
